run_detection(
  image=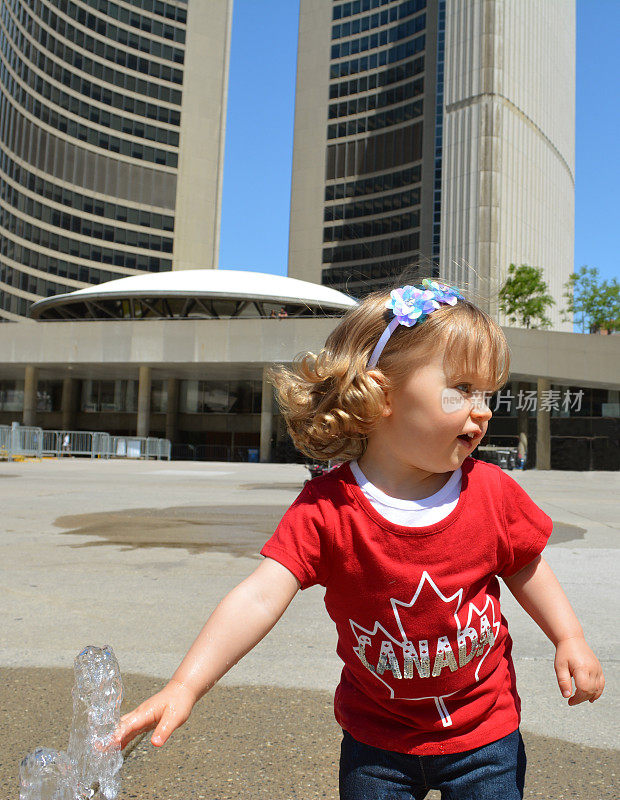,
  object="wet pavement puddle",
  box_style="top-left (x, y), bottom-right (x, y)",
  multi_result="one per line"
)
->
top-left (53, 505), bottom-right (290, 557)
top-left (53, 496), bottom-right (584, 558)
